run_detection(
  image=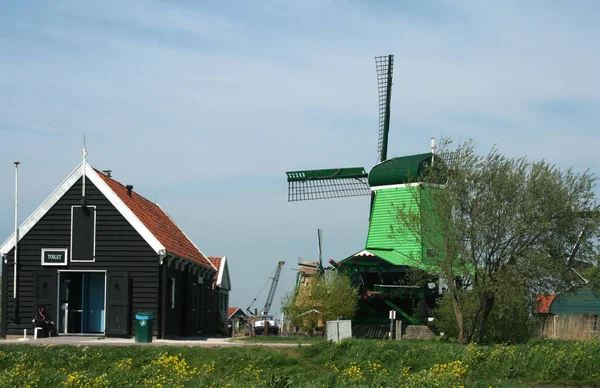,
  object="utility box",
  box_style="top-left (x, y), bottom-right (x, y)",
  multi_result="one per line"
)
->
top-left (327, 320), bottom-right (352, 343)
